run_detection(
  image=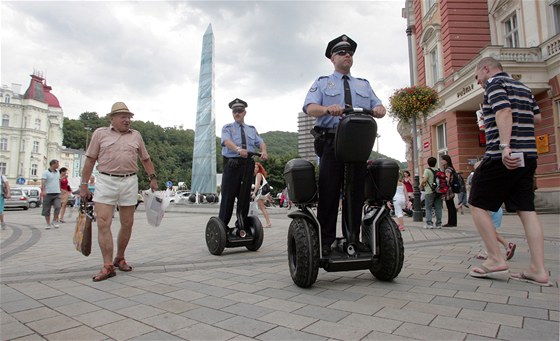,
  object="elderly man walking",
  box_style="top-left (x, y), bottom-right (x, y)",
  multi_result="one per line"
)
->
top-left (80, 102), bottom-right (158, 282)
